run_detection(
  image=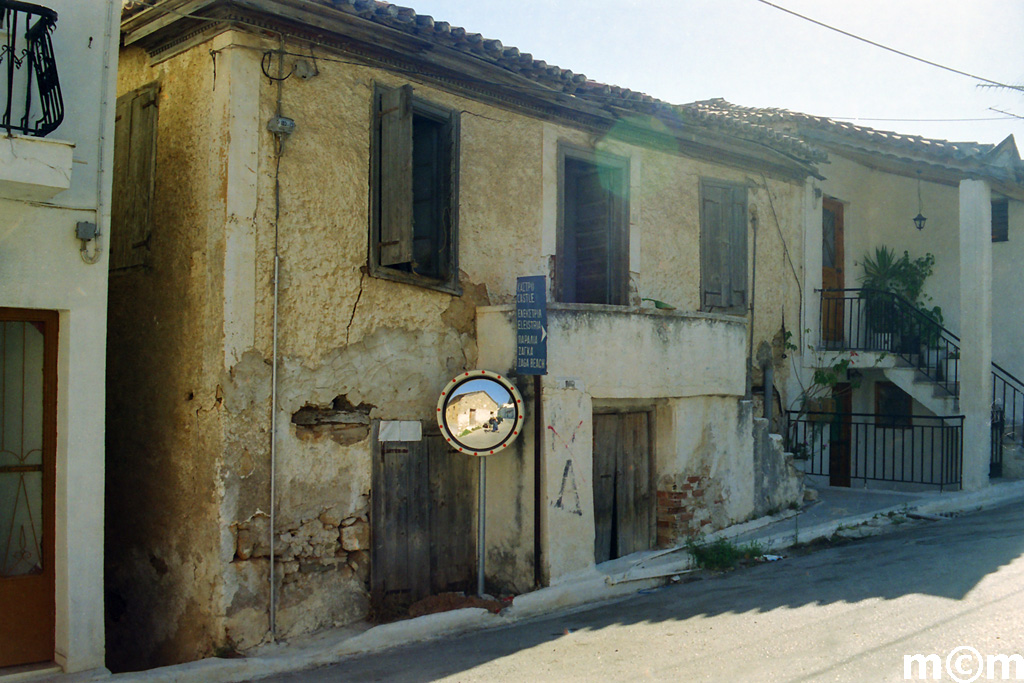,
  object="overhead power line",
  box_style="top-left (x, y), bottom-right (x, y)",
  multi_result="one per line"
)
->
top-left (753, 0), bottom-right (1024, 93)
